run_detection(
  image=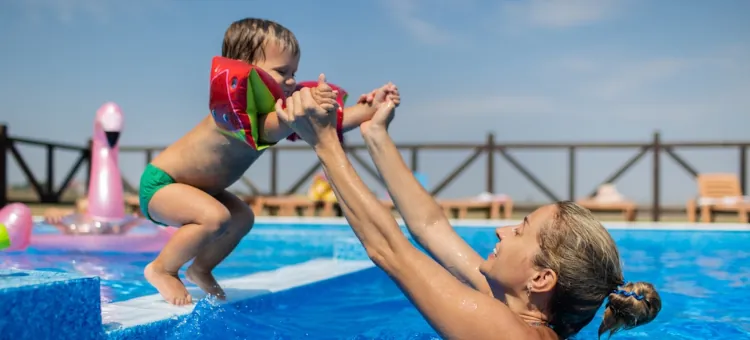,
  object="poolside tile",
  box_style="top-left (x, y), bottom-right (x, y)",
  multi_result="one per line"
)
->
top-left (0, 269), bottom-right (102, 340)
